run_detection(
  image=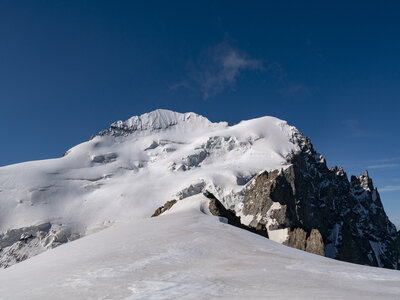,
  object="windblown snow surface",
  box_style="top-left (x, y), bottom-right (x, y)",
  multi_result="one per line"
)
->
top-left (0, 109), bottom-right (399, 299)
